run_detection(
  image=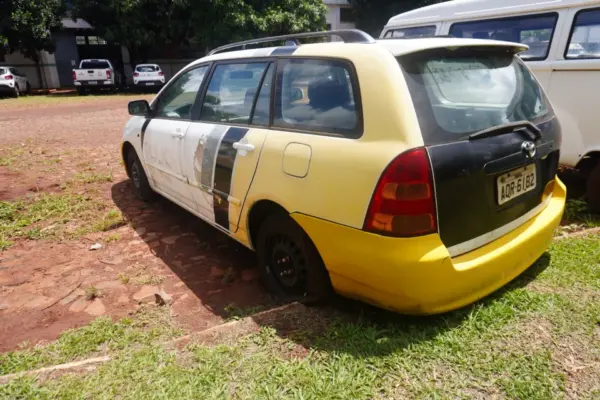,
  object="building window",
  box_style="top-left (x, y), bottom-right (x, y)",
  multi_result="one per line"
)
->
top-left (87, 36), bottom-right (108, 45)
top-left (566, 8), bottom-right (600, 59)
top-left (76, 36), bottom-right (86, 45)
top-left (340, 8), bottom-right (354, 23)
